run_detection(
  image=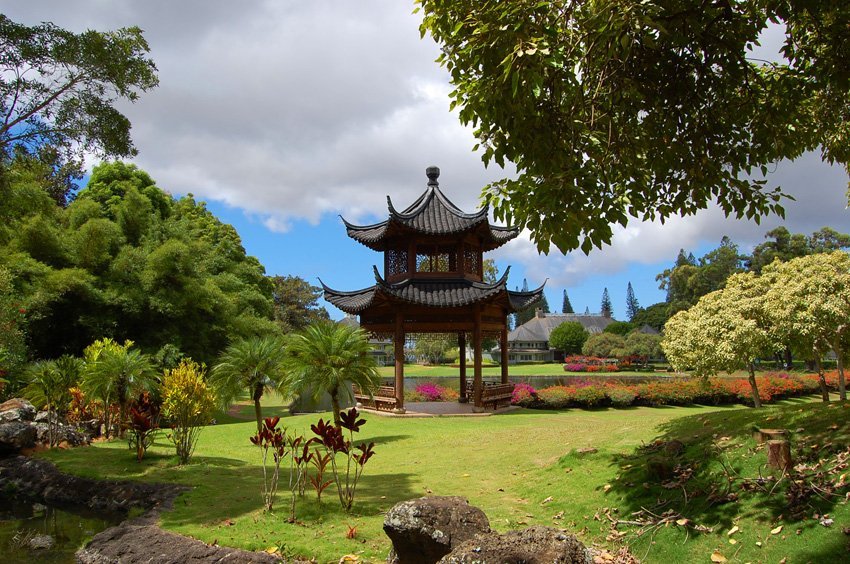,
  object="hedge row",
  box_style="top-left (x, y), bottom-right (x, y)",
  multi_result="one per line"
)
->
top-left (512, 372), bottom-right (841, 409)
